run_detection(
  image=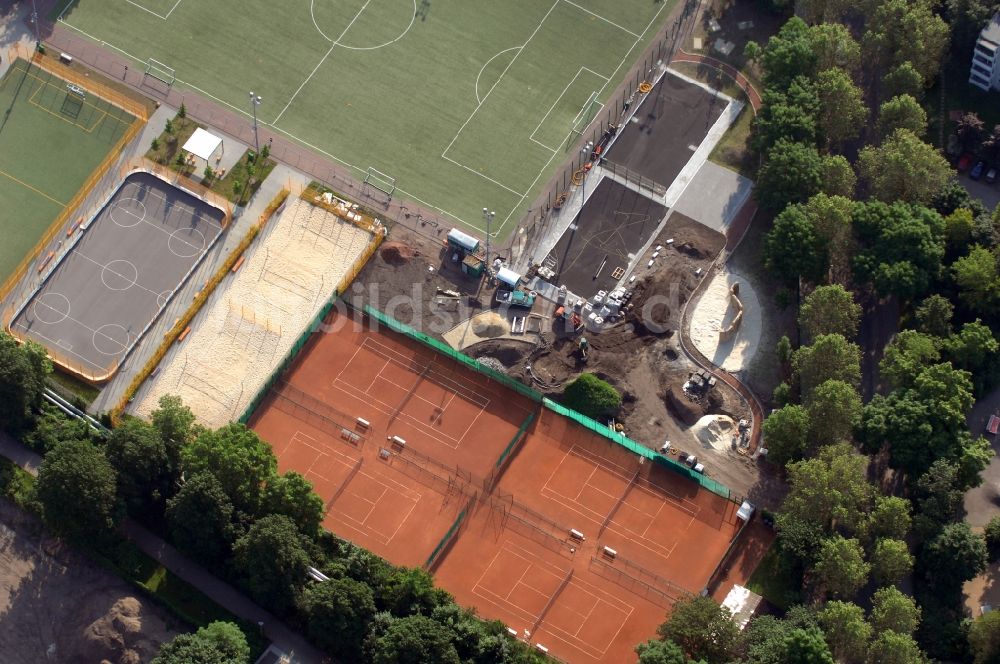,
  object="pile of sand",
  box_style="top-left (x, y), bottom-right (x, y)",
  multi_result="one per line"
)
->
top-left (688, 269), bottom-right (762, 372)
top-left (136, 198), bottom-right (378, 427)
top-left (471, 312), bottom-right (508, 338)
top-left (690, 414), bottom-right (736, 451)
top-left (380, 241), bottom-right (418, 265)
